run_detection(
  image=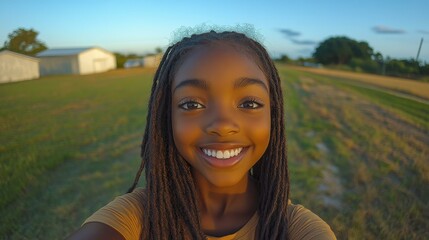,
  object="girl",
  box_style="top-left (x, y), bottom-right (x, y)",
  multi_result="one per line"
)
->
top-left (67, 29), bottom-right (336, 240)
